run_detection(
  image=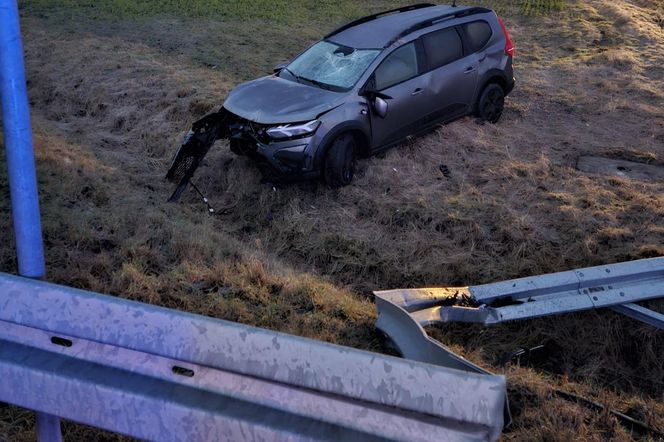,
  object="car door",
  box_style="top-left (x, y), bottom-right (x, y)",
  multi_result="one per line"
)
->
top-left (367, 42), bottom-right (431, 149)
top-left (421, 26), bottom-right (478, 122)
